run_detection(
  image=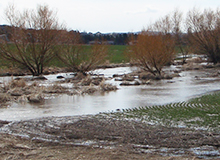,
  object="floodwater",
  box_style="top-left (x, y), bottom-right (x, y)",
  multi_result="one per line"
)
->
top-left (0, 66), bottom-right (220, 121)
